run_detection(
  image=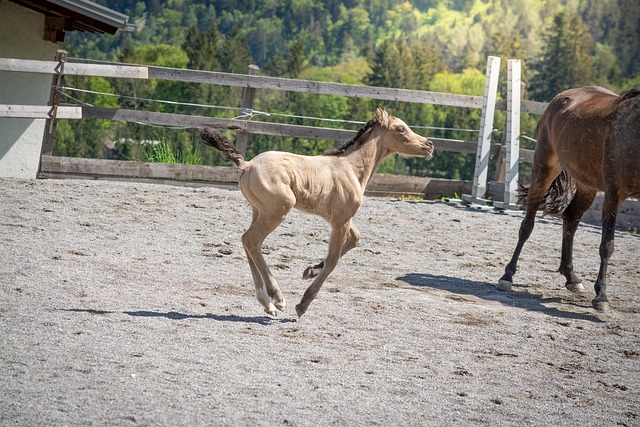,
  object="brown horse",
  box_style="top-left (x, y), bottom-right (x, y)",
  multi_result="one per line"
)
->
top-left (200, 107), bottom-right (434, 317)
top-left (498, 86), bottom-right (640, 310)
